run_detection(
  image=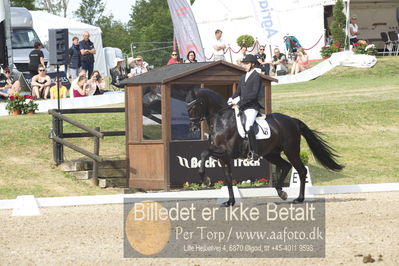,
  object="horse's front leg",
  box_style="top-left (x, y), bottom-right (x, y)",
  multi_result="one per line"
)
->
top-left (220, 159), bottom-right (235, 207)
top-left (199, 149), bottom-right (212, 186)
